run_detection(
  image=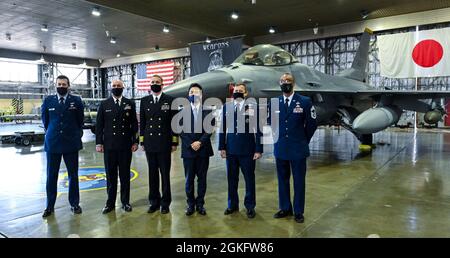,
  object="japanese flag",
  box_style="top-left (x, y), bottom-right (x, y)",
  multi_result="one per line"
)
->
top-left (378, 27), bottom-right (450, 78)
